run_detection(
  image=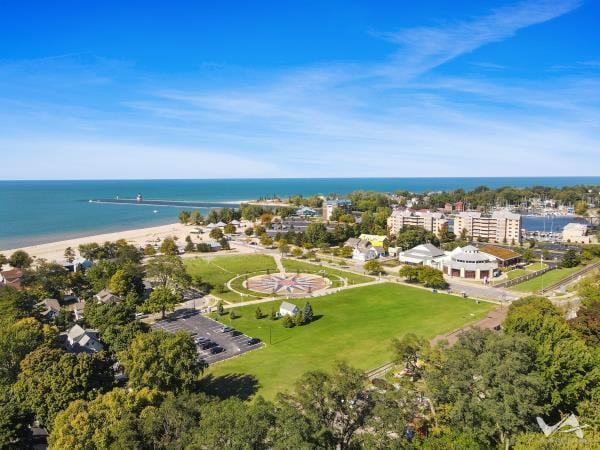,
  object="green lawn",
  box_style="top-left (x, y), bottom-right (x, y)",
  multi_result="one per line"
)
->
top-left (204, 283), bottom-right (494, 400)
top-left (185, 255), bottom-right (277, 302)
top-left (504, 268), bottom-right (529, 280)
top-left (282, 258), bottom-right (373, 287)
top-left (510, 266), bottom-right (581, 292)
top-left (525, 262), bottom-right (547, 271)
